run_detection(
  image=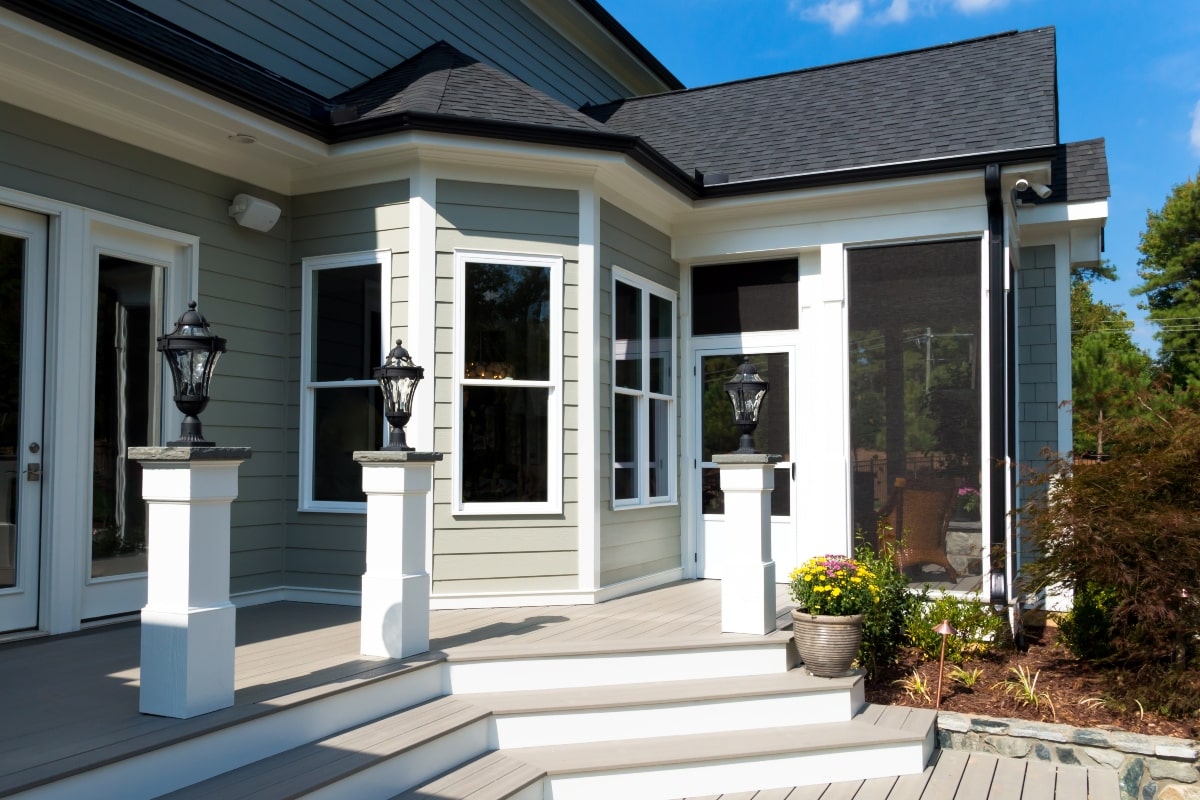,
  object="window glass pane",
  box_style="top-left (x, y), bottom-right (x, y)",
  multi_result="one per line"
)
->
top-left (692, 259), bottom-right (798, 336)
top-left (464, 262), bottom-right (550, 381)
top-left (462, 385), bottom-right (549, 503)
top-left (92, 257), bottom-right (161, 578)
top-left (614, 280), bottom-right (641, 390)
top-left (649, 293), bottom-right (671, 394)
top-left (649, 397), bottom-right (669, 498)
top-left (313, 386), bottom-right (383, 502)
top-left (613, 393), bottom-right (637, 501)
top-left (848, 240), bottom-right (981, 586)
top-left (0, 235), bottom-right (22, 589)
top-left (312, 264), bottom-right (382, 382)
